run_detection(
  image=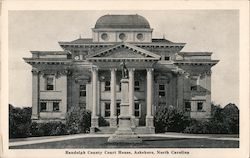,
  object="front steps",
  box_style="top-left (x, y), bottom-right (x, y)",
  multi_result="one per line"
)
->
top-left (96, 126), bottom-right (155, 134)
